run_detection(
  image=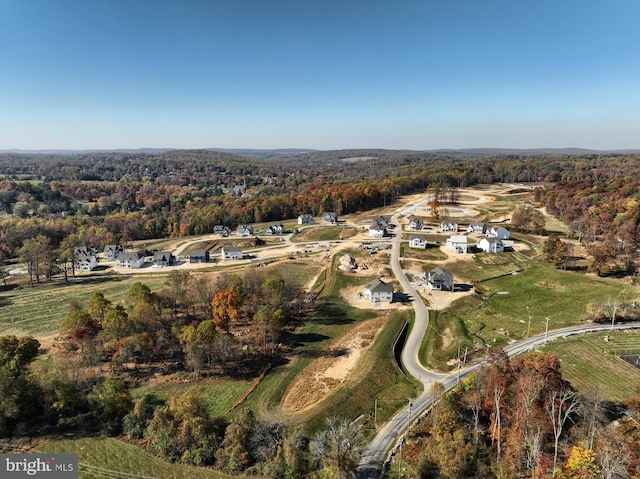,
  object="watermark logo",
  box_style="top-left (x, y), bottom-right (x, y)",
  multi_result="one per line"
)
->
top-left (0, 454), bottom-right (78, 479)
